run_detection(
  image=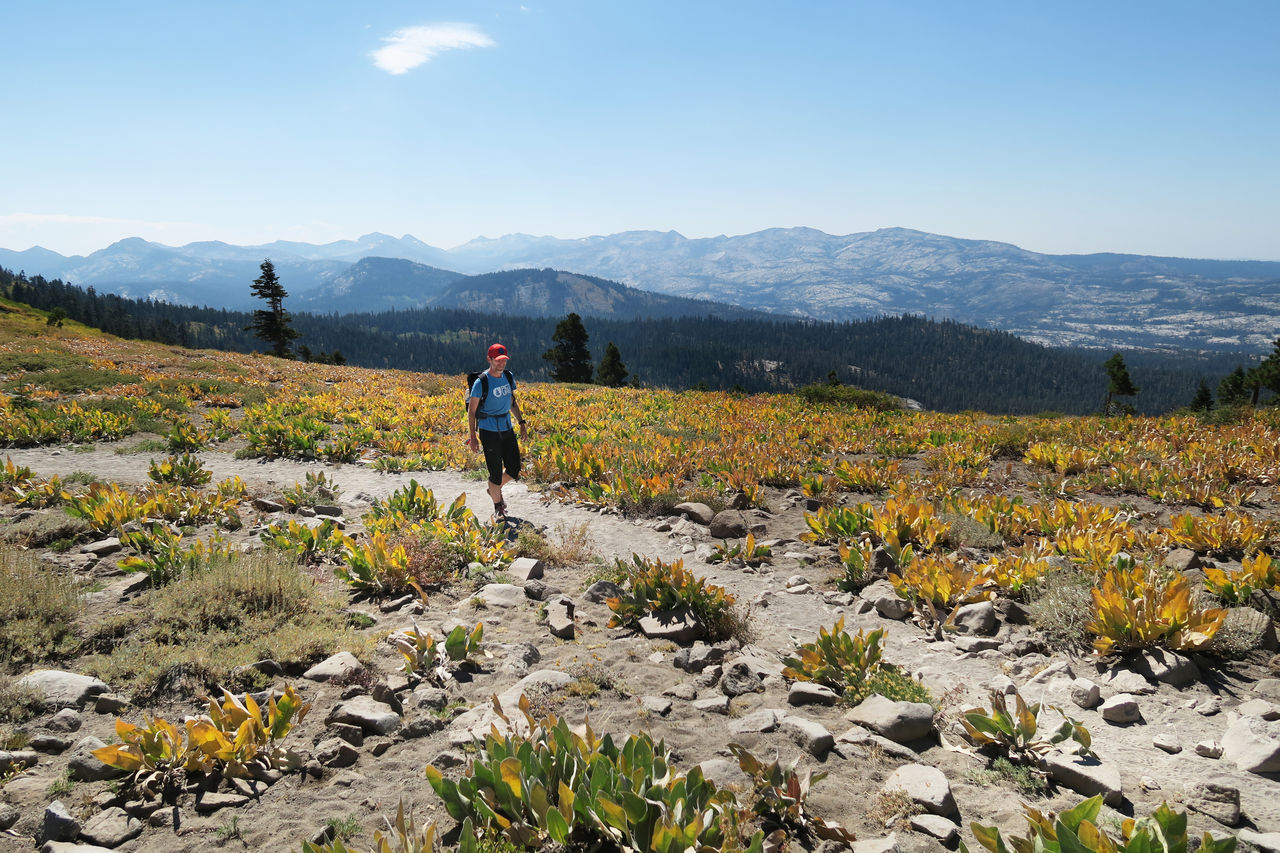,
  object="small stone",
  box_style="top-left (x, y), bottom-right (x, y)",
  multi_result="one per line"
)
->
top-left (1152, 731), bottom-right (1182, 753)
top-left (788, 682), bottom-right (840, 706)
top-left (304, 651), bottom-right (365, 683)
top-left (327, 695), bottom-right (402, 736)
top-left (469, 583), bottom-right (526, 608)
top-left (641, 696), bottom-right (672, 716)
top-left (1104, 669), bottom-right (1156, 695)
top-left (28, 734), bottom-right (72, 753)
top-left (316, 737), bottom-right (360, 768)
top-left (253, 497), bottom-right (285, 512)
top-left (730, 709), bottom-right (780, 734)
top-left (1186, 779), bottom-right (1241, 826)
top-left (82, 537), bottom-right (123, 557)
top-left (547, 611), bottom-right (576, 639)
top-left (1239, 831), bottom-right (1280, 853)
top-left (692, 695), bottom-right (731, 715)
top-left (709, 510), bottom-right (750, 539)
top-left (1236, 698), bottom-right (1280, 720)
top-left (845, 695), bottom-right (935, 744)
top-left (1069, 678), bottom-right (1102, 710)
top-left (1100, 694), bottom-right (1142, 724)
top-left (79, 806), bottom-right (143, 847)
top-left (195, 791), bottom-right (250, 813)
top-left (508, 557), bottom-right (544, 582)
top-left (910, 813), bottom-right (959, 843)
top-left (861, 580), bottom-right (912, 620)
top-left (674, 644), bottom-right (727, 673)
top-left (638, 607), bottom-right (705, 643)
top-left (328, 722), bottom-right (364, 747)
top-left (68, 736), bottom-right (128, 782)
top-left (433, 749), bottom-right (467, 768)
top-left (92, 694), bottom-right (131, 715)
top-left (780, 715), bottom-right (835, 758)
top-left (47, 708), bottom-right (83, 732)
top-left (1195, 740), bottom-right (1224, 758)
top-left (0, 801), bottom-right (16, 831)
top-left (583, 580), bottom-right (624, 604)
top-left (882, 764), bottom-right (957, 817)
top-left (663, 682), bottom-right (698, 701)
top-left (313, 504), bottom-right (343, 518)
top-left (42, 800), bottom-right (80, 843)
top-left (952, 600), bottom-right (997, 635)
top-left (852, 835), bottom-right (900, 853)
top-left (1042, 753), bottom-right (1123, 805)
top-left (1133, 648), bottom-right (1200, 688)
top-left (1164, 548), bottom-right (1201, 572)
top-left (721, 661), bottom-right (765, 696)
top-left (674, 502), bottom-right (715, 525)
top-left (954, 636), bottom-right (1002, 653)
